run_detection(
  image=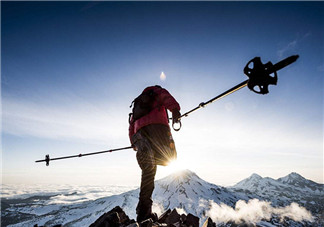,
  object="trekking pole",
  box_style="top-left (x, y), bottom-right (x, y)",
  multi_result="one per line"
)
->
top-left (35, 146), bottom-right (133, 166)
top-left (172, 55), bottom-right (299, 131)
